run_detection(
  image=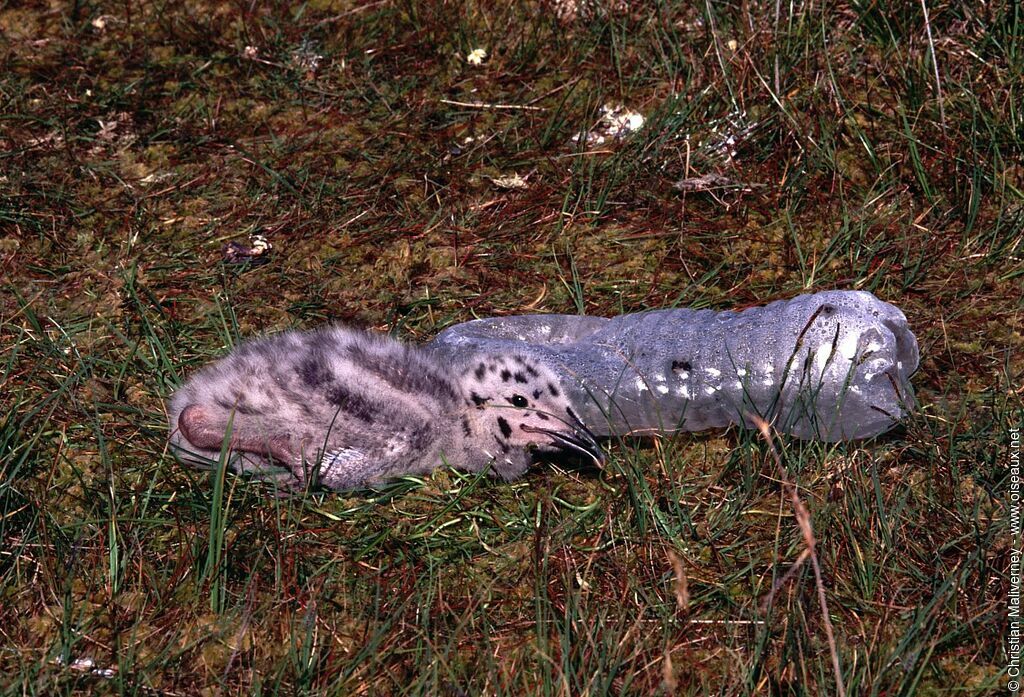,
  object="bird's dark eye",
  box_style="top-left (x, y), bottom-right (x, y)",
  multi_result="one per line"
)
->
top-left (510, 394), bottom-right (529, 408)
